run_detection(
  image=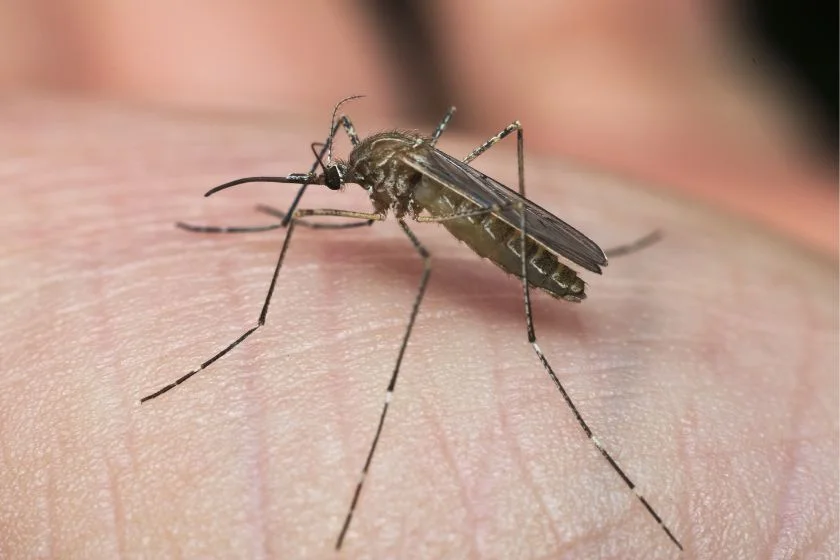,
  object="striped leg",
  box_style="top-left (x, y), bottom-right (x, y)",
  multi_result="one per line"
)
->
top-left (140, 209), bottom-right (383, 403)
top-left (513, 174), bottom-right (682, 549)
top-left (430, 106), bottom-right (456, 146)
top-left (464, 121), bottom-right (525, 196)
top-left (335, 219), bottom-right (431, 550)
